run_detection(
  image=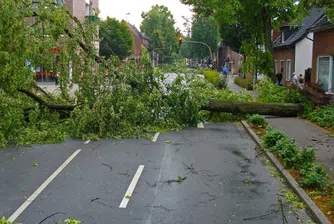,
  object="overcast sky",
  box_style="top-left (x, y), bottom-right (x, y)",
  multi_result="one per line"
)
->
top-left (99, 0), bottom-right (193, 33)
